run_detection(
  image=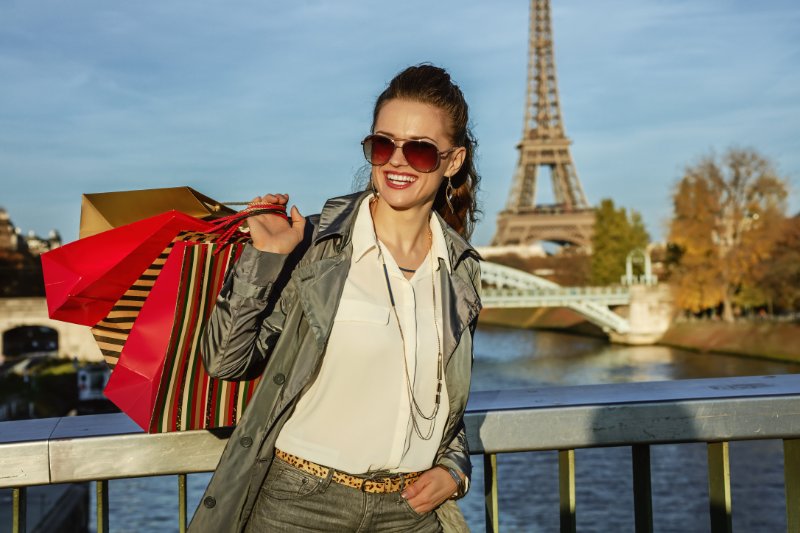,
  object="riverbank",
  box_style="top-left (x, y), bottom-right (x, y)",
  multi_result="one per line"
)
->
top-left (479, 308), bottom-right (800, 363)
top-left (658, 320), bottom-right (800, 363)
top-left (478, 307), bottom-right (606, 337)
